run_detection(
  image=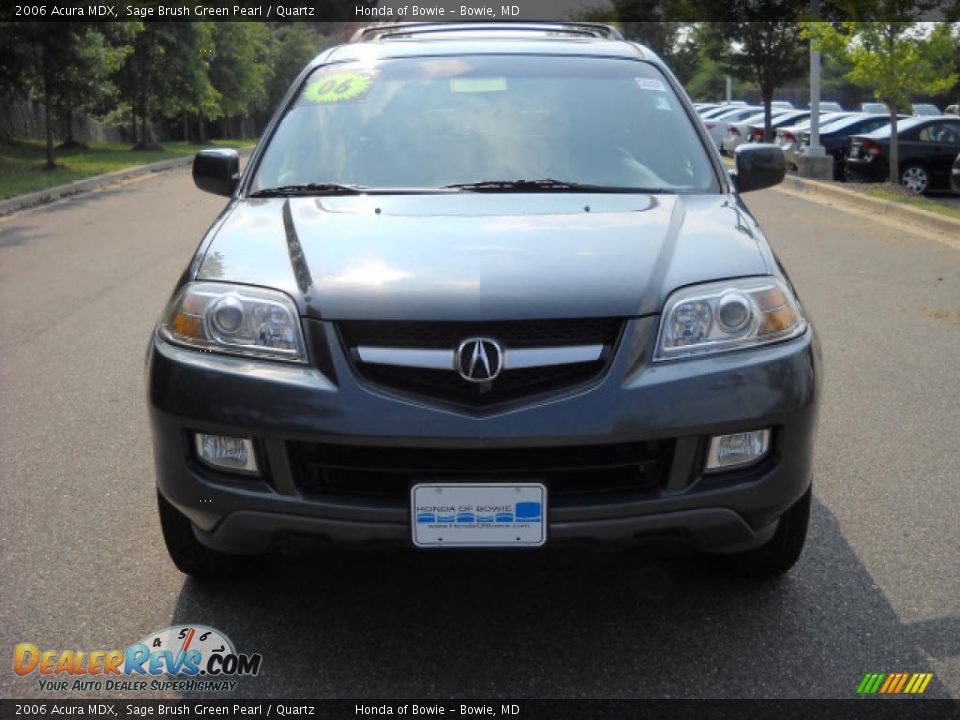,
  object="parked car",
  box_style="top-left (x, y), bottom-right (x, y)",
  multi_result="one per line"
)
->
top-left (776, 112), bottom-right (862, 169)
top-left (946, 104), bottom-right (959, 117)
top-left (744, 110), bottom-right (815, 144)
top-left (809, 101), bottom-right (844, 113)
top-left (695, 103), bottom-right (721, 113)
top-left (700, 104), bottom-right (749, 120)
top-left (771, 100), bottom-right (795, 109)
top-left (700, 105), bottom-right (737, 119)
top-left (846, 116), bottom-right (960, 193)
top-left (702, 105), bottom-right (764, 149)
top-left (951, 152), bottom-right (960, 194)
top-left (911, 103), bottom-right (942, 117)
top-left (798, 114), bottom-right (905, 179)
top-left (861, 102), bottom-right (887, 113)
top-left (152, 21), bottom-right (819, 580)
top-left (722, 109), bottom-right (792, 155)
